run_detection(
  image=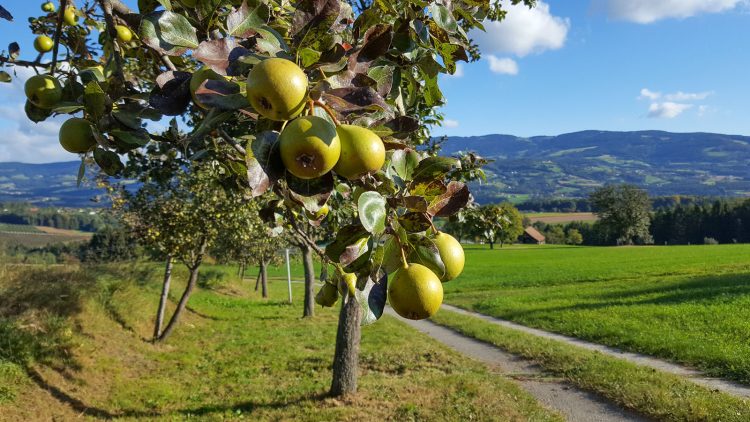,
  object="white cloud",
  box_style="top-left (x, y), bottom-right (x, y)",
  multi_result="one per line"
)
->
top-left (664, 91), bottom-right (714, 101)
top-left (447, 63), bottom-right (464, 78)
top-left (0, 67), bottom-right (71, 163)
top-left (443, 119), bottom-right (460, 128)
top-left (487, 56), bottom-right (519, 75)
top-left (600, 0), bottom-right (746, 24)
top-left (471, 1), bottom-right (569, 57)
top-left (648, 102), bottom-right (693, 118)
top-left (639, 88), bottom-right (661, 100)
